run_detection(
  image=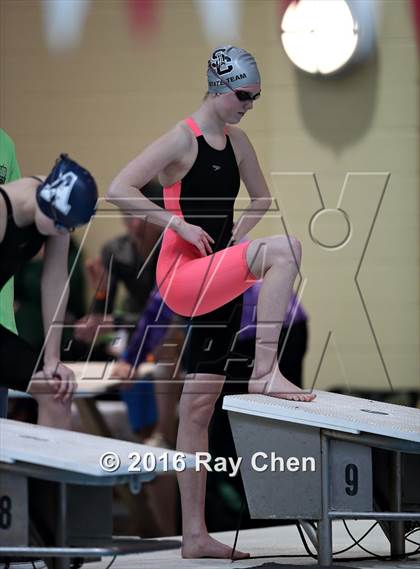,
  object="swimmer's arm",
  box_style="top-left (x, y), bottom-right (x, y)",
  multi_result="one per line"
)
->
top-left (228, 126), bottom-right (272, 239)
top-left (107, 124), bottom-right (192, 231)
top-left (41, 234), bottom-right (70, 366)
